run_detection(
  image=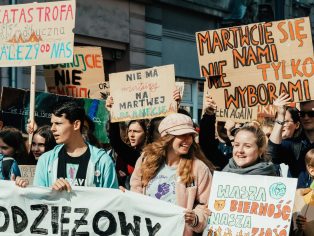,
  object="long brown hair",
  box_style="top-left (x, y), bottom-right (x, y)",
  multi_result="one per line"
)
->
top-left (141, 134), bottom-right (215, 187)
